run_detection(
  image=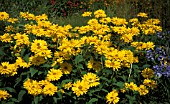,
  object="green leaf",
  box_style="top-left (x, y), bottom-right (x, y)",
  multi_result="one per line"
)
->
top-left (20, 48), bottom-right (26, 57)
top-left (74, 55), bottom-right (84, 64)
top-left (87, 98), bottom-right (98, 104)
top-left (34, 96), bottom-right (39, 104)
top-left (101, 89), bottom-right (108, 93)
top-left (14, 77), bottom-right (22, 88)
top-left (30, 67), bottom-right (38, 77)
top-left (57, 92), bottom-right (62, 99)
top-left (10, 98), bottom-right (19, 103)
top-left (5, 87), bottom-right (16, 93)
top-left (18, 90), bottom-right (26, 102)
top-left (40, 64), bottom-right (51, 68)
top-left (77, 64), bottom-right (84, 69)
top-left (114, 82), bottom-right (124, 88)
top-left (62, 79), bottom-right (73, 84)
top-left (53, 97), bottom-right (58, 103)
top-left (23, 53), bottom-right (30, 63)
top-left (132, 65), bottom-right (139, 70)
